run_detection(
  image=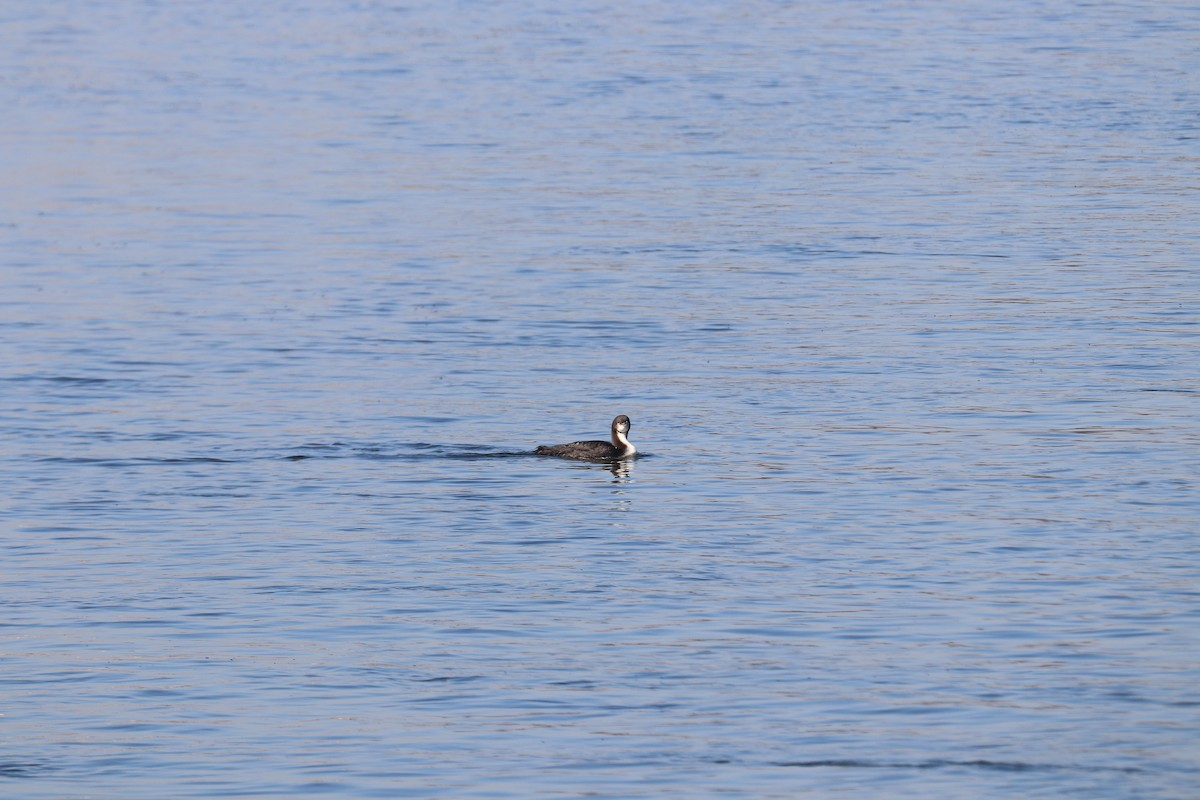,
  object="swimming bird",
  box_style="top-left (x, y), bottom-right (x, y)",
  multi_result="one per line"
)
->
top-left (535, 415), bottom-right (636, 461)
